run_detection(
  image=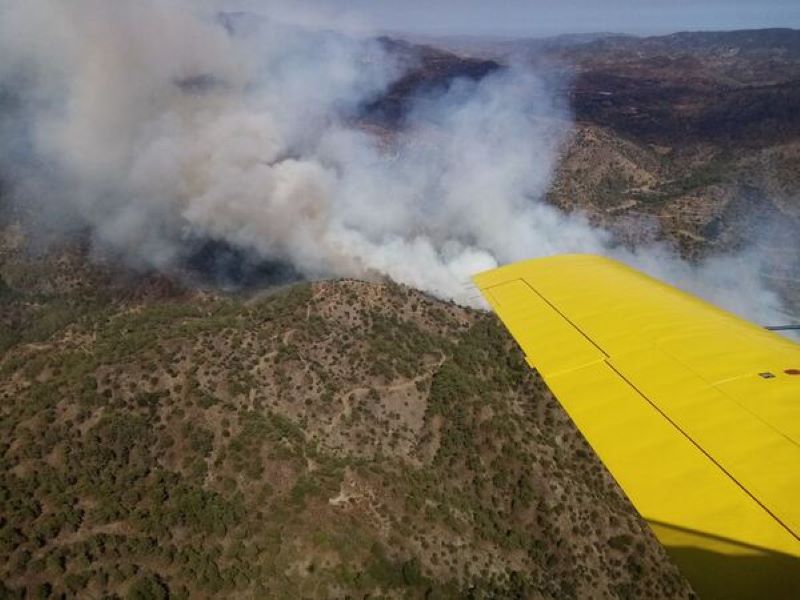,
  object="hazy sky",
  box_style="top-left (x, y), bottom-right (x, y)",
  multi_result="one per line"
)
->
top-left (289, 0), bottom-right (800, 37)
